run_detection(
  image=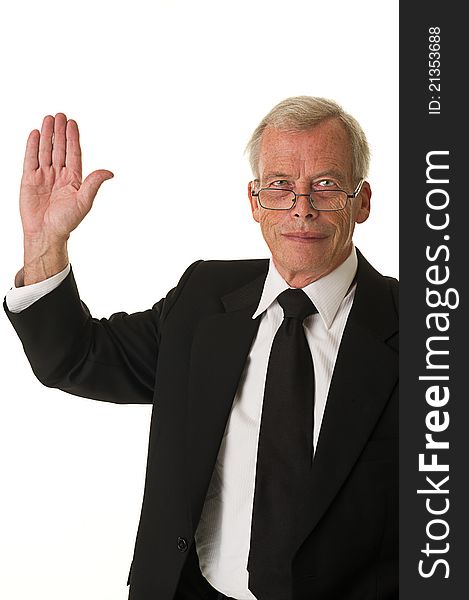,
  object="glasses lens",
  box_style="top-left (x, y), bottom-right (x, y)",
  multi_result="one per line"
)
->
top-left (311, 190), bottom-right (347, 210)
top-left (258, 189), bottom-right (295, 209)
